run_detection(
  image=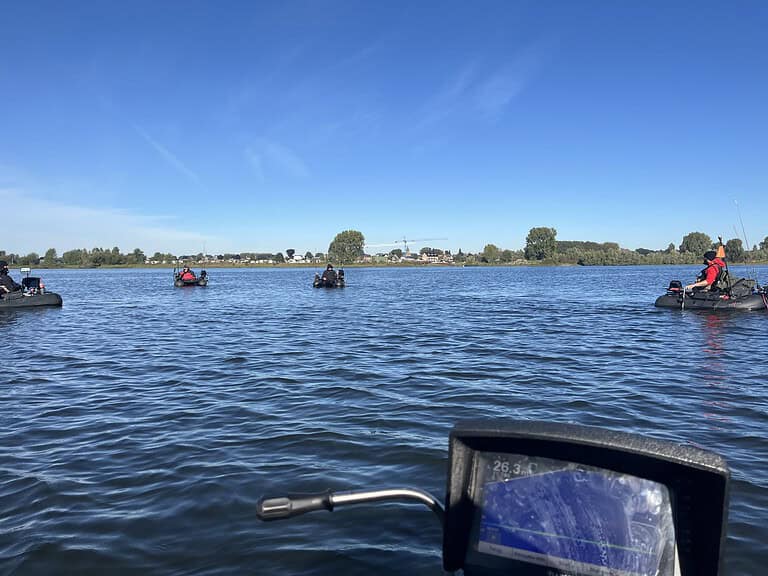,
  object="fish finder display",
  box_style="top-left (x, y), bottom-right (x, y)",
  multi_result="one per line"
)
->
top-left (471, 452), bottom-right (678, 576)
